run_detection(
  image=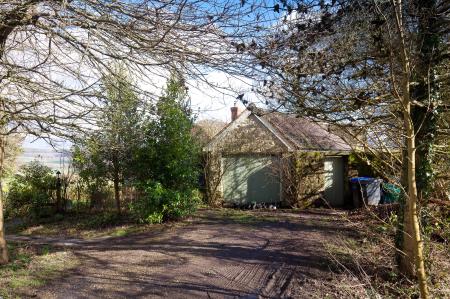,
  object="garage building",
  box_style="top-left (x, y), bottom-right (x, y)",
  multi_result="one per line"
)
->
top-left (203, 106), bottom-right (352, 208)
